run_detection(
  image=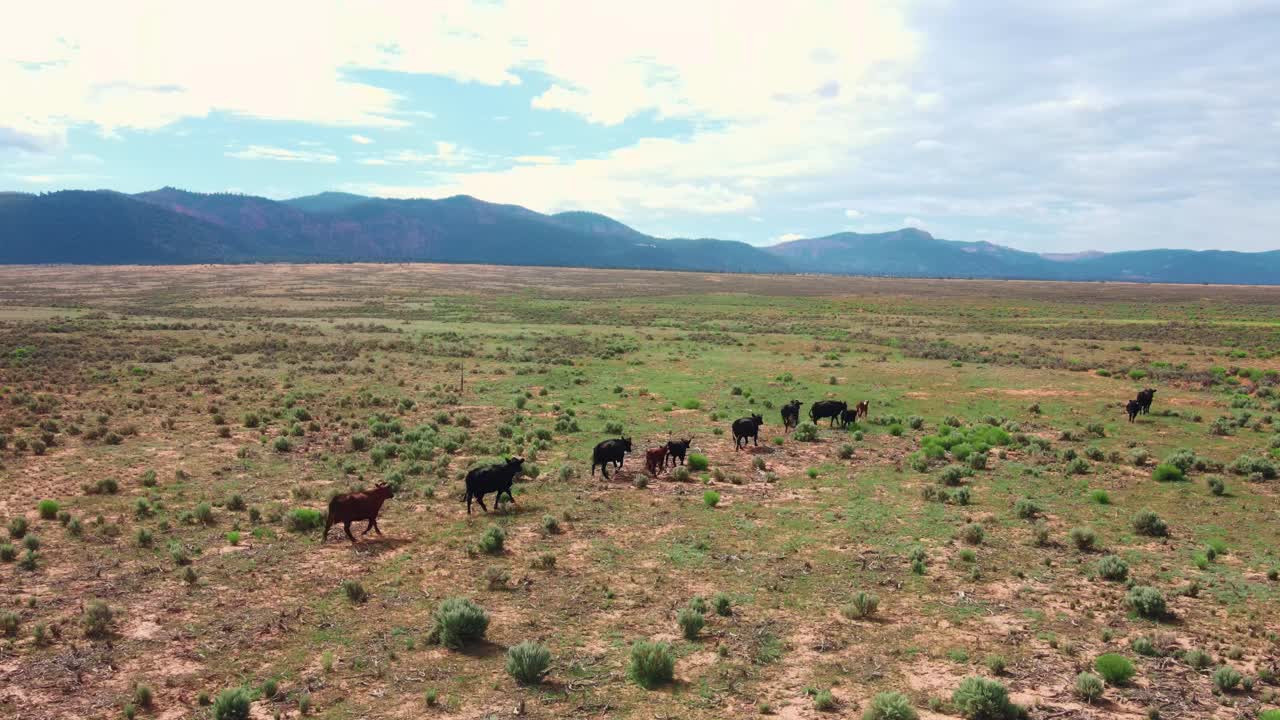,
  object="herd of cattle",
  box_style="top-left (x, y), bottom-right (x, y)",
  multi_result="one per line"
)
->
top-left (321, 389), bottom-right (1160, 541)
